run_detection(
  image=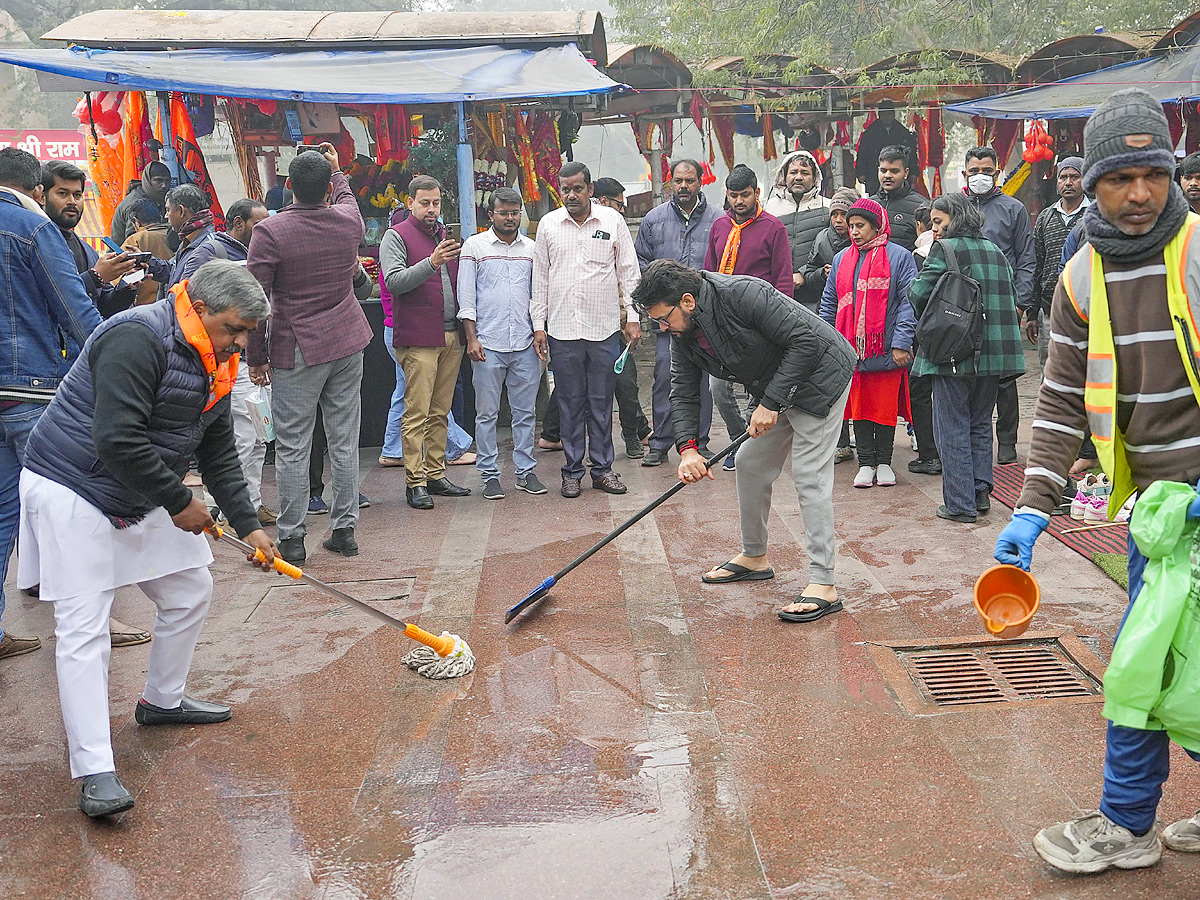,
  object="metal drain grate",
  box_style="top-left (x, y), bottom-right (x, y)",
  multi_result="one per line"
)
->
top-left (901, 643), bottom-right (1099, 707)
